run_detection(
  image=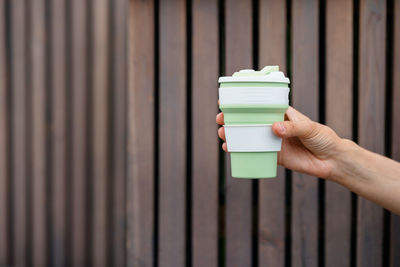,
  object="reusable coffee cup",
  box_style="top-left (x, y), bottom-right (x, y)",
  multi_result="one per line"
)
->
top-left (218, 66), bottom-right (290, 178)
